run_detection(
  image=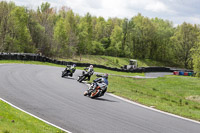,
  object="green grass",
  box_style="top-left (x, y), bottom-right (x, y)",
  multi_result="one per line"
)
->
top-left (104, 75), bottom-right (200, 121)
top-left (58, 55), bottom-right (176, 68)
top-left (0, 100), bottom-right (66, 133)
top-left (58, 55), bottom-right (128, 68)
